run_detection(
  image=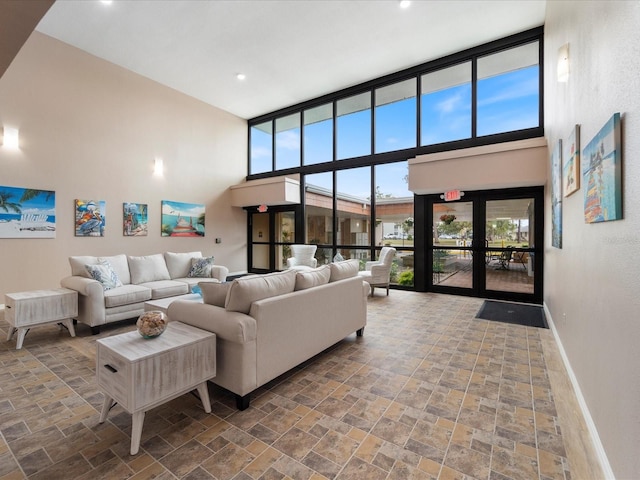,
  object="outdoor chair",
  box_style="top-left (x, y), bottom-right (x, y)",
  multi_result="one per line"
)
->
top-left (286, 244), bottom-right (318, 270)
top-left (358, 246), bottom-right (396, 296)
top-left (496, 247), bottom-right (514, 270)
